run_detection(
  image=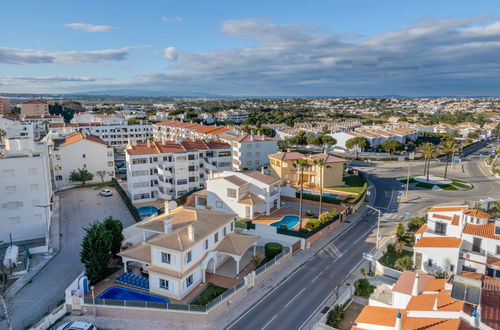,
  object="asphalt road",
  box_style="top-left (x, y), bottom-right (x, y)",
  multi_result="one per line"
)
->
top-left (3, 187), bottom-right (136, 330)
top-left (227, 142), bottom-right (500, 330)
